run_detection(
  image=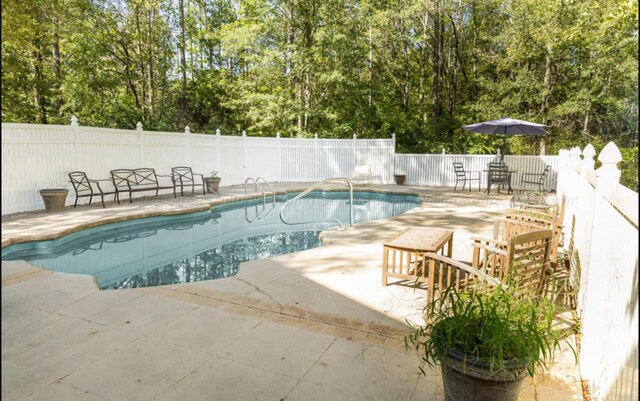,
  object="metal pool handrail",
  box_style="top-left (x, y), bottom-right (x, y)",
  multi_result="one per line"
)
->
top-left (279, 178), bottom-right (354, 229)
top-left (244, 177), bottom-right (276, 203)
